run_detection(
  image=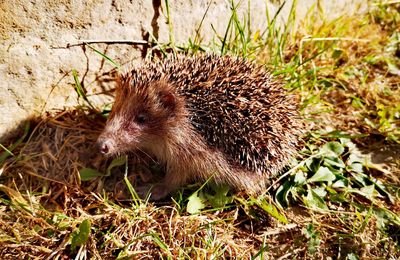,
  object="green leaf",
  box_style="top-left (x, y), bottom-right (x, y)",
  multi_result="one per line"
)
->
top-left (346, 253), bottom-right (359, 260)
top-left (321, 141), bottom-right (345, 156)
top-left (275, 180), bottom-right (293, 207)
top-left (347, 153), bottom-right (364, 165)
top-left (205, 185), bottom-right (233, 208)
top-left (254, 198), bottom-right (288, 224)
top-left (294, 171), bottom-right (306, 184)
top-left (373, 207), bottom-right (400, 228)
top-left (372, 179), bottom-right (393, 202)
top-left (324, 156), bottom-right (345, 168)
top-left (339, 137), bottom-right (351, 145)
top-left (351, 172), bottom-right (369, 186)
top-left (187, 191), bottom-right (206, 214)
top-left (58, 221), bottom-right (70, 231)
top-left (304, 188), bottom-right (328, 210)
top-left (359, 185), bottom-right (376, 200)
top-left (79, 168), bottom-right (104, 181)
top-left (70, 219), bottom-right (91, 252)
top-left (332, 178), bottom-right (348, 188)
top-left (347, 162), bottom-right (363, 173)
top-left (306, 158), bottom-right (322, 173)
top-left (312, 187), bottom-right (327, 198)
top-left (330, 192), bottom-right (348, 203)
top-left (352, 171), bottom-right (393, 202)
top-left (325, 186), bottom-right (337, 195)
top-left (308, 166), bottom-right (336, 183)
top-left (303, 224), bottom-right (321, 254)
top-left (106, 156), bottom-right (127, 176)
